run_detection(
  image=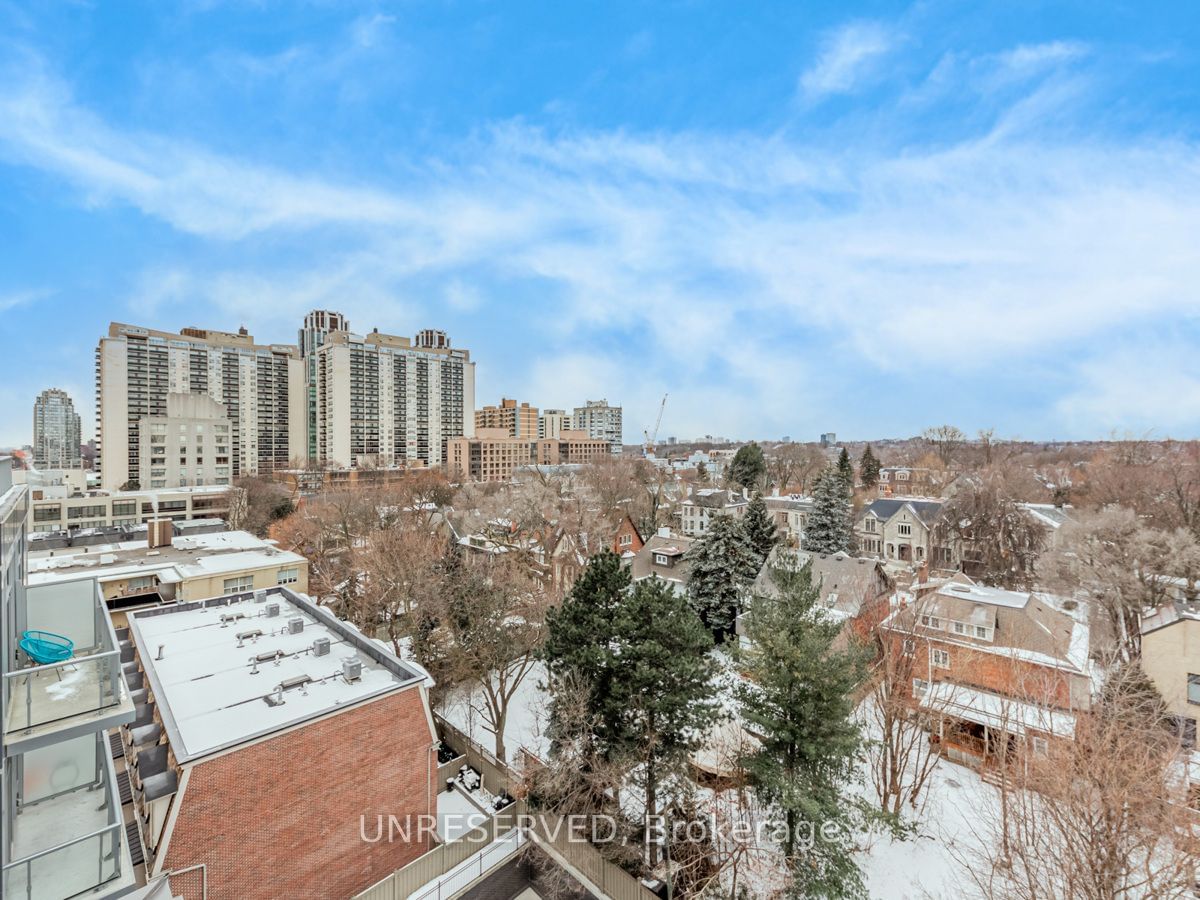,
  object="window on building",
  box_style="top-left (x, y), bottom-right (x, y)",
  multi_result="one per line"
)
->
top-left (1169, 716), bottom-right (1197, 750)
top-left (902, 639), bottom-right (916, 656)
top-left (1031, 736), bottom-right (1049, 757)
top-left (277, 567), bottom-right (299, 585)
top-left (1189, 674), bottom-right (1200, 705)
top-left (898, 523), bottom-right (912, 536)
top-left (912, 678), bottom-right (929, 696)
top-left (932, 648), bottom-right (950, 669)
top-left (619, 533), bottom-right (633, 546)
top-left (864, 519), bottom-right (876, 533)
top-left (953, 621), bottom-right (967, 635)
top-left (974, 625), bottom-right (993, 641)
top-left (654, 553), bottom-right (668, 565)
top-left (921, 615), bottom-right (942, 630)
top-left (223, 575), bottom-right (254, 593)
